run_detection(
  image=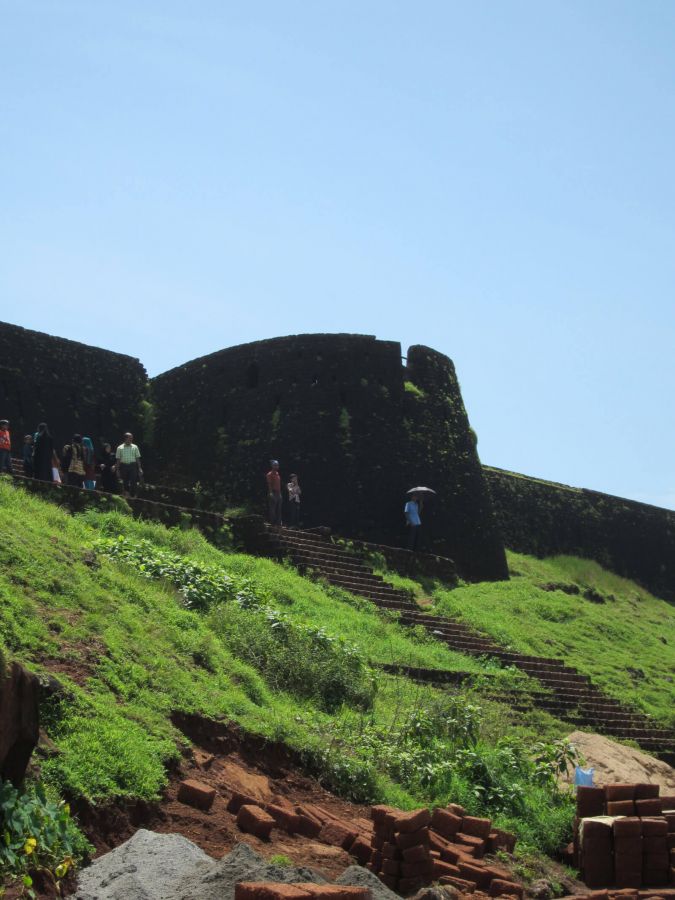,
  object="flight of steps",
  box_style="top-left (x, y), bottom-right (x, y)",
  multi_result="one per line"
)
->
top-left (261, 524), bottom-right (675, 762)
top-left (263, 524), bottom-right (419, 610)
top-left (4, 465), bottom-right (673, 761)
